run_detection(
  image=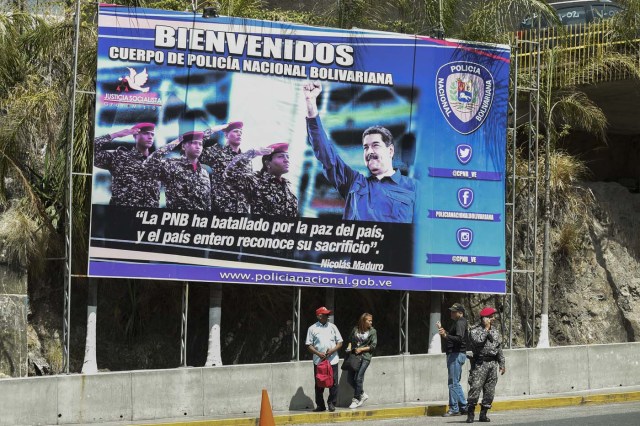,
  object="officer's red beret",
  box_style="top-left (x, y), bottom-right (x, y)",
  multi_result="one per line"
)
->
top-left (224, 121), bottom-right (243, 132)
top-left (181, 131), bottom-right (204, 143)
top-left (479, 307), bottom-right (497, 317)
top-left (133, 122), bottom-right (155, 132)
top-left (266, 142), bottom-right (289, 155)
